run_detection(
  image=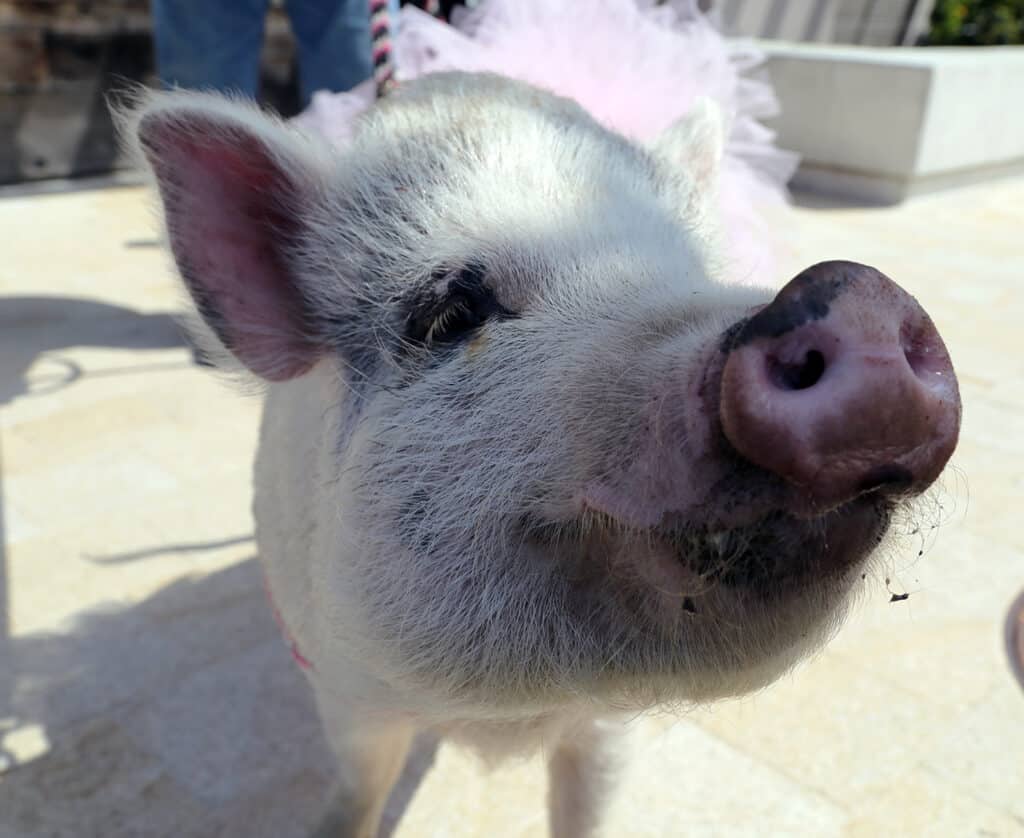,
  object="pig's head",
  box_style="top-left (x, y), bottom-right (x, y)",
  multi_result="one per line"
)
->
top-left (128, 74), bottom-right (960, 712)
